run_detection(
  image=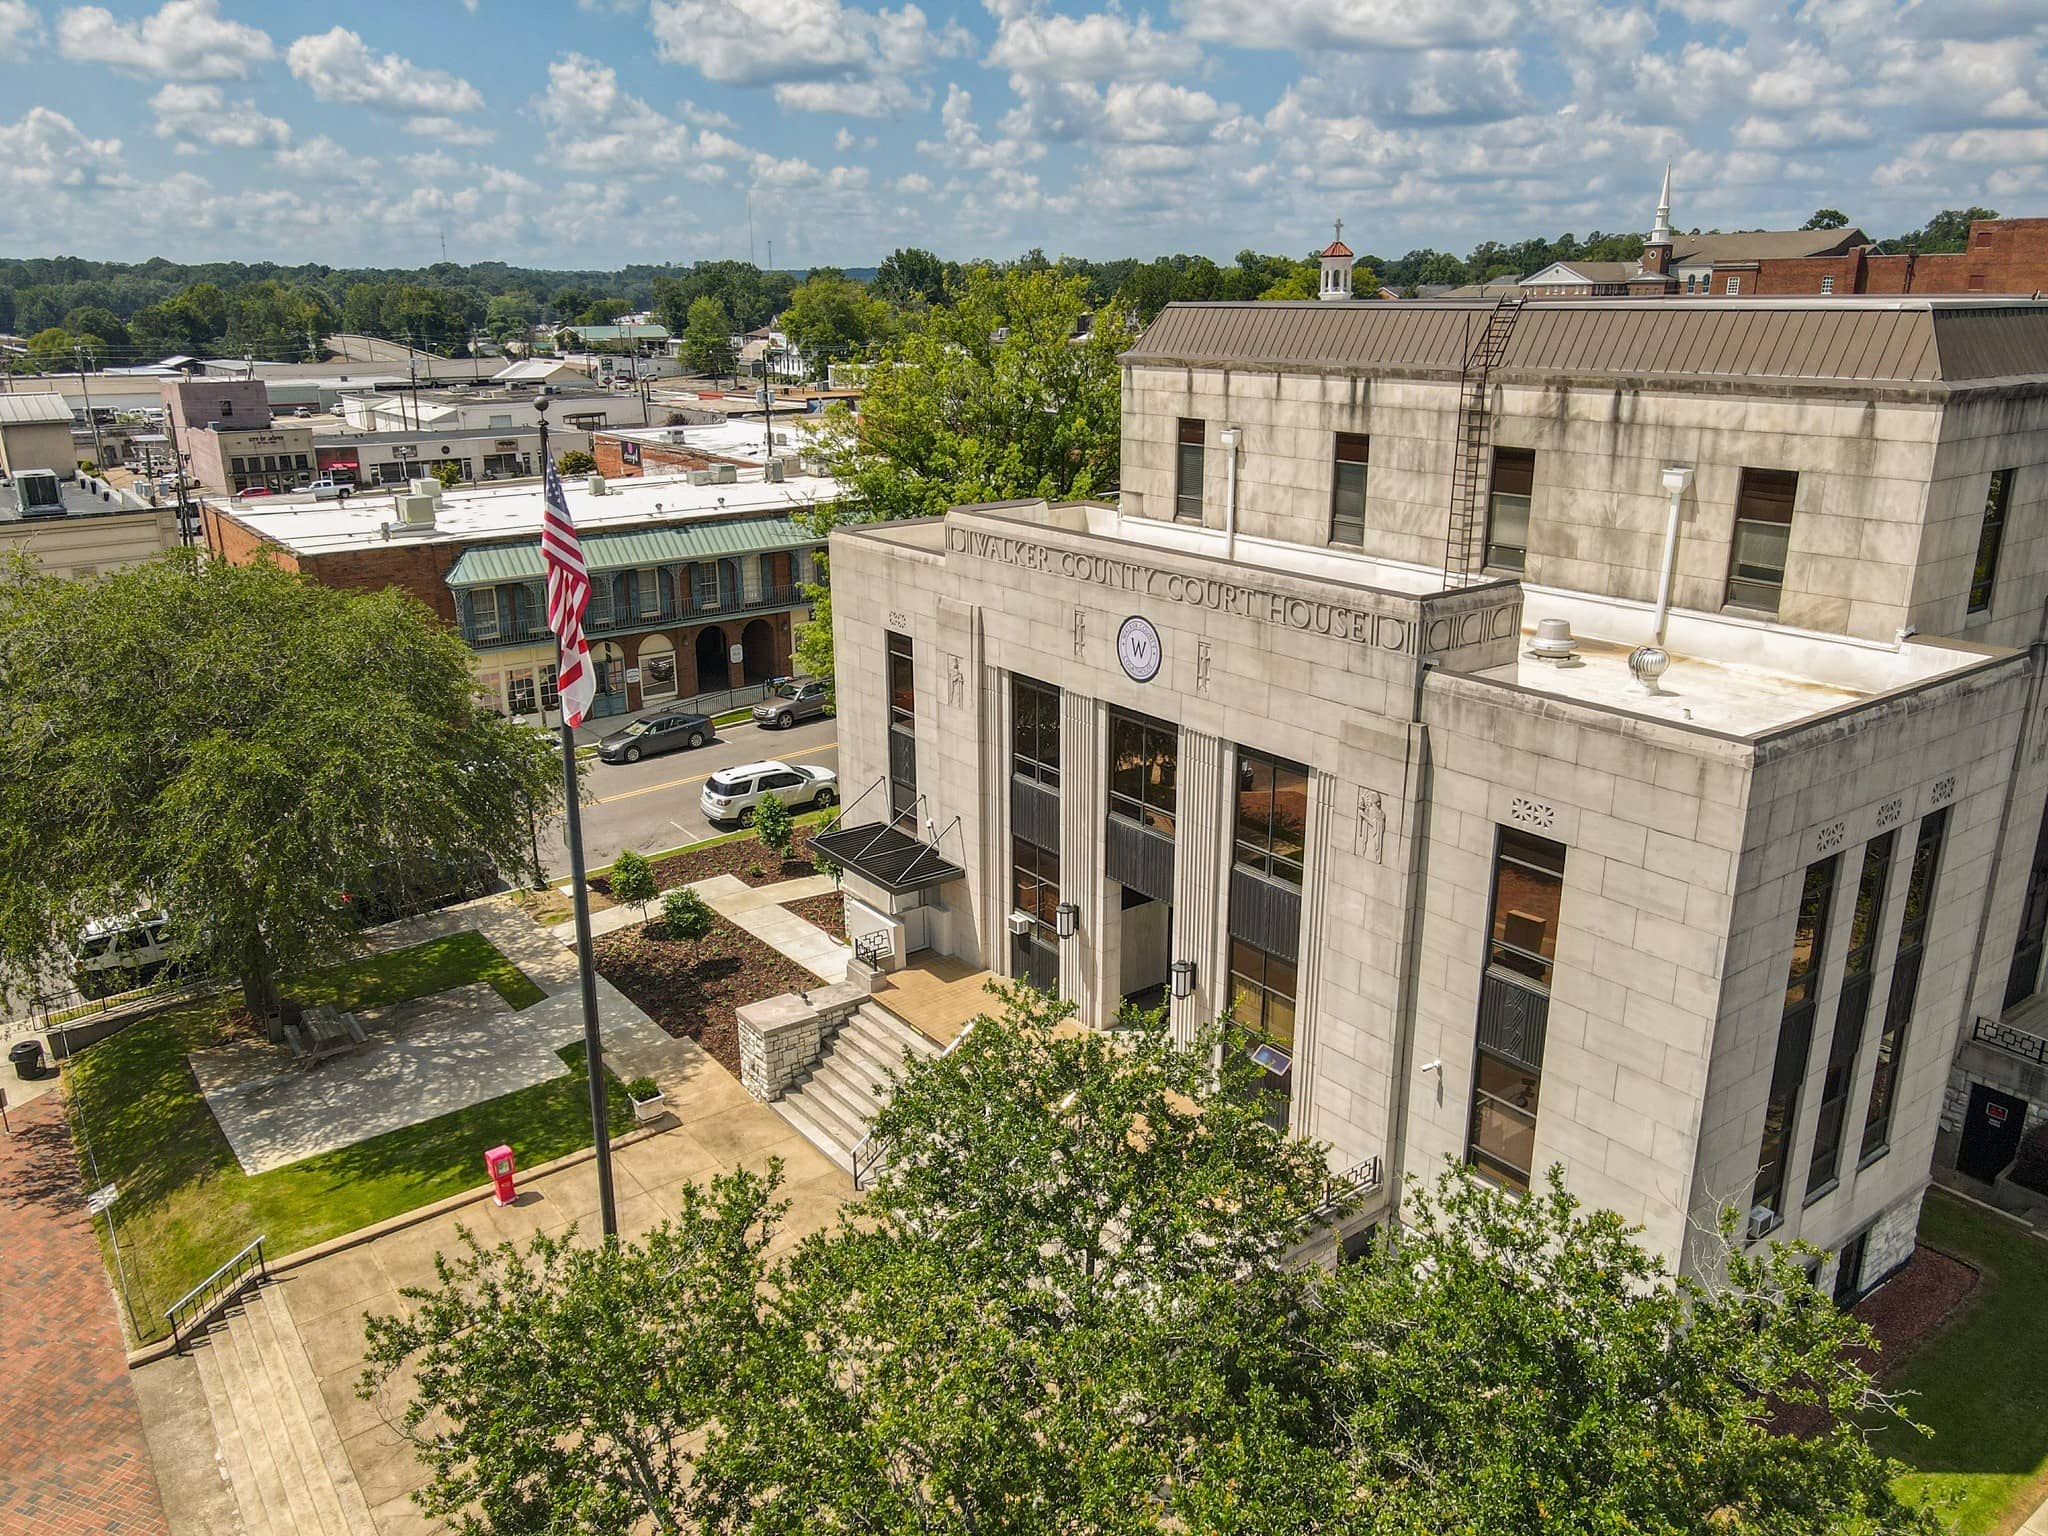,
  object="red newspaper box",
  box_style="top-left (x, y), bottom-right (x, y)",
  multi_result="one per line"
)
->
top-left (486, 1144), bottom-right (517, 1206)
